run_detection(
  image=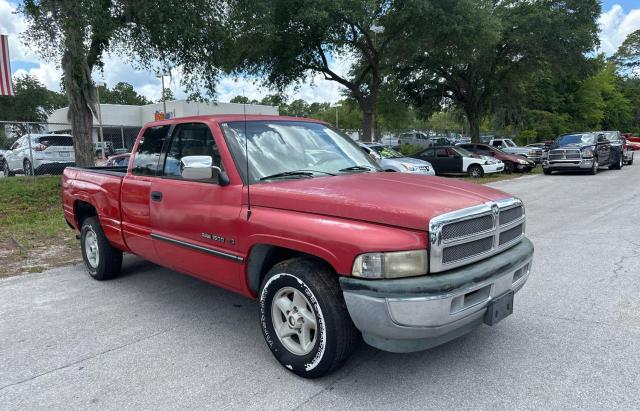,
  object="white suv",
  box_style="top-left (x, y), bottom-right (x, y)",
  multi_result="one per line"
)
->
top-left (3, 134), bottom-right (75, 176)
